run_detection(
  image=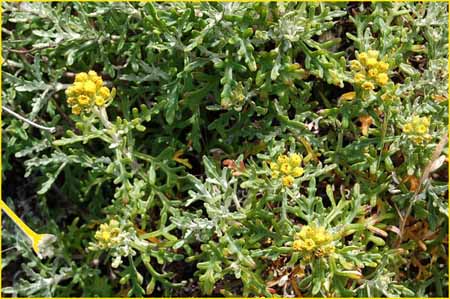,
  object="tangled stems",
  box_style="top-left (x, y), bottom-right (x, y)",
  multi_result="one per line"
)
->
top-left (89, 100), bottom-right (135, 203)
